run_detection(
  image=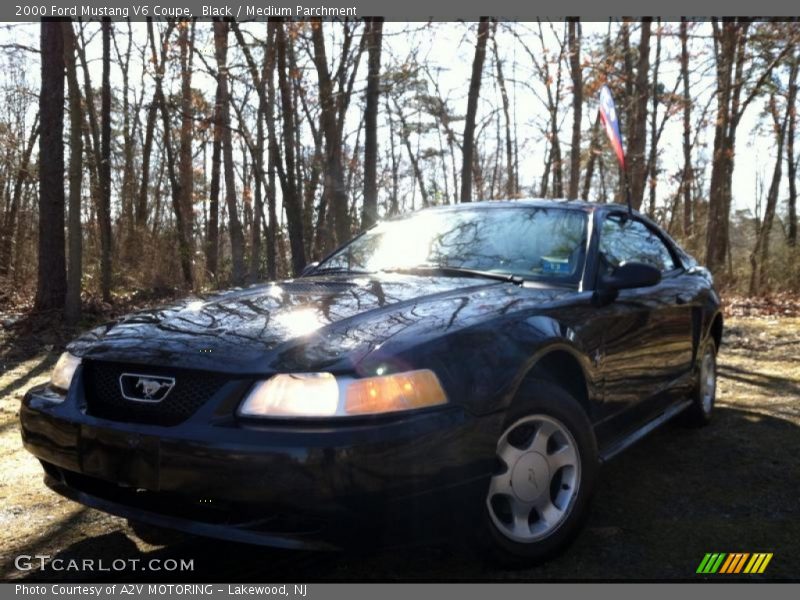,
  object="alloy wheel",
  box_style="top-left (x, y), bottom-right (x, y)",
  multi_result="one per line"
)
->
top-left (700, 346), bottom-right (716, 415)
top-left (487, 414), bottom-right (581, 543)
